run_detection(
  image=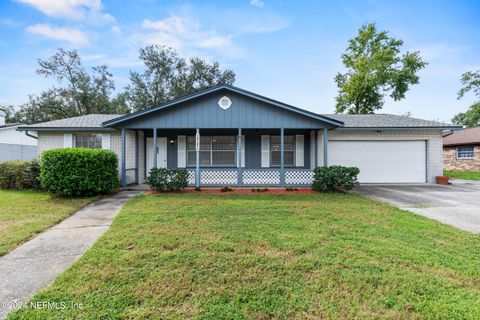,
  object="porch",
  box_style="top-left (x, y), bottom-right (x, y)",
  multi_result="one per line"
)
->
top-left (119, 128), bottom-right (329, 188)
